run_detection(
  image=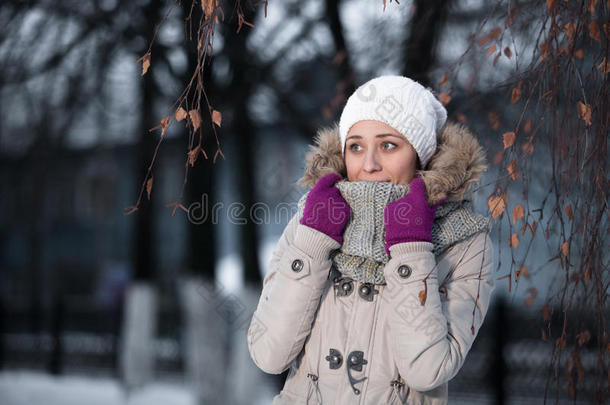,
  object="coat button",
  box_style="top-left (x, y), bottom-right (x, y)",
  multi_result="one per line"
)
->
top-left (359, 285), bottom-right (370, 296)
top-left (325, 348), bottom-right (343, 369)
top-left (291, 259), bottom-right (304, 272)
top-left (397, 265), bottom-right (412, 278)
top-left (358, 283), bottom-right (378, 301)
top-left (335, 278), bottom-right (354, 297)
